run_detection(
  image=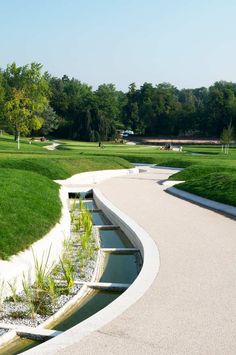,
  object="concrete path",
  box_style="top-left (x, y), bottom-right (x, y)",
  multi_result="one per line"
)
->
top-left (61, 166), bottom-right (236, 355)
top-left (44, 142), bottom-right (59, 150)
